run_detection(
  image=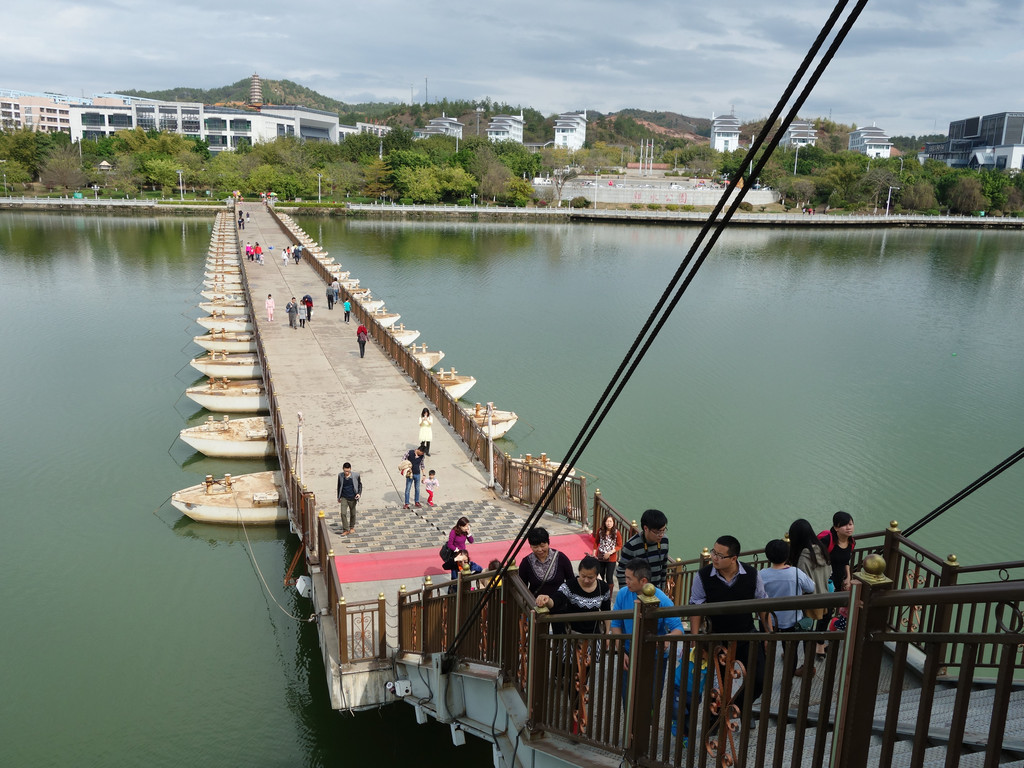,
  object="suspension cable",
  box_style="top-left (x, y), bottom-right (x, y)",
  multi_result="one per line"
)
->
top-left (902, 444), bottom-right (1024, 537)
top-left (443, 0), bottom-right (871, 664)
